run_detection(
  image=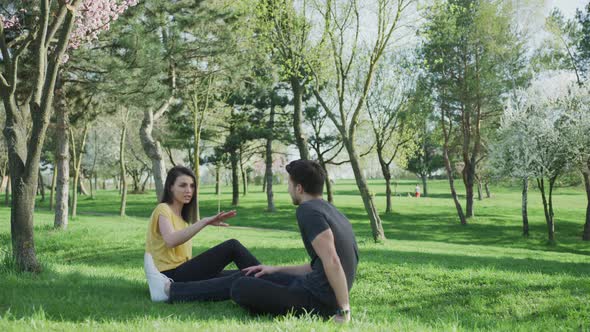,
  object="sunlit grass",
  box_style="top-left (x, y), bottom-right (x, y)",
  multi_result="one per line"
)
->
top-left (0, 180), bottom-right (588, 331)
